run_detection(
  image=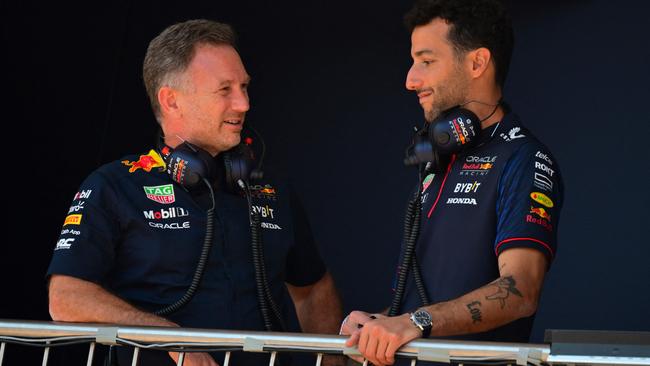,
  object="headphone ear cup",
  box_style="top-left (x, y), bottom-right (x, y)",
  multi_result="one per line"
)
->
top-left (166, 143), bottom-right (216, 189)
top-left (429, 107), bottom-right (481, 155)
top-left (223, 144), bottom-right (256, 191)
